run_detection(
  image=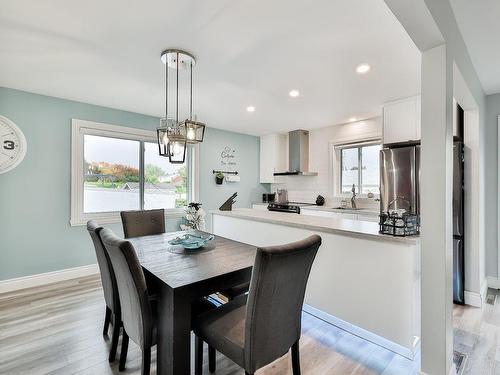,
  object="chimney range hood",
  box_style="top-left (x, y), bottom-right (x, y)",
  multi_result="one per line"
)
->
top-left (273, 130), bottom-right (318, 176)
